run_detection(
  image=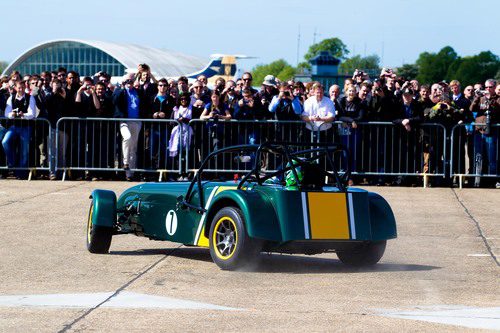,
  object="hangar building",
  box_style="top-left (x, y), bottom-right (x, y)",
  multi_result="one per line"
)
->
top-left (1, 39), bottom-right (218, 79)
